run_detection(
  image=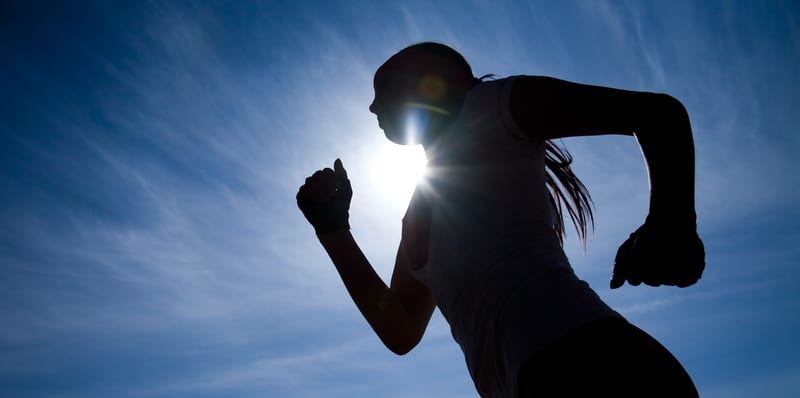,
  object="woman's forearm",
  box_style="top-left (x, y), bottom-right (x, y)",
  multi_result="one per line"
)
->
top-left (317, 230), bottom-right (420, 354)
top-left (634, 94), bottom-right (697, 223)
